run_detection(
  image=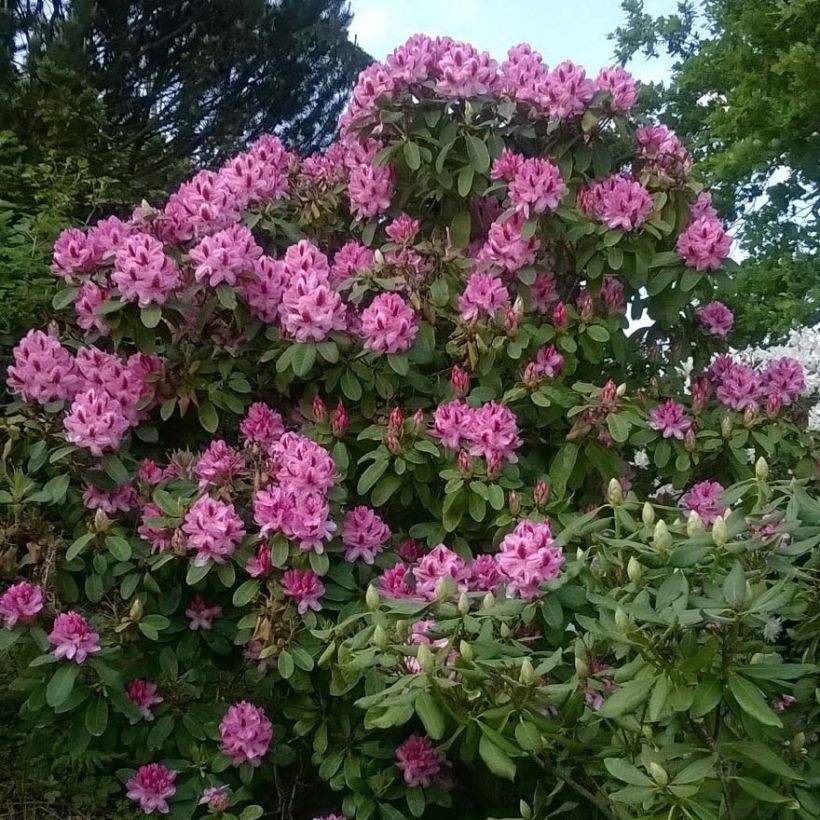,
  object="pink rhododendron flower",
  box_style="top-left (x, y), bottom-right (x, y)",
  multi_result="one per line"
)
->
top-left (52, 227), bottom-right (95, 280)
top-left (74, 346), bottom-right (146, 425)
top-left (530, 272), bottom-right (559, 313)
top-left (395, 735), bottom-right (443, 787)
top-left (691, 191), bottom-right (718, 222)
top-left (681, 480), bottom-right (726, 525)
top-left (138, 502), bottom-right (173, 553)
top-left (126, 763), bottom-right (176, 814)
top-left (189, 225), bottom-right (262, 288)
top-left (597, 175), bottom-right (653, 231)
top-left (385, 213), bottom-right (420, 245)
top-left (240, 402), bottom-right (285, 450)
top-left (413, 545), bottom-right (469, 600)
top-left (194, 440), bottom-right (246, 489)
top-left (435, 41), bottom-right (497, 98)
top-left (87, 215), bottom-right (133, 263)
top-left (272, 432), bottom-right (336, 493)
top-left (542, 60), bottom-right (595, 118)
top-left (497, 43), bottom-right (548, 105)
top-left (182, 496), bottom-right (246, 566)
top-left (112, 233), bottom-right (180, 306)
top-left (75, 281), bottom-right (110, 336)
top-left (635, 125), bottom-right (693, 181)
top-left (199, 786), bottom-right (231, 813)
top-left (497, 520), bottom-right (564, 600)
top-left (716, 364), bottom-right (761, 411)
top-left (676, 216), bottom-right (732, 271)
top-left (697, 301), bottom-right (733, 338)
top-left (649, 399), bottom-right (692, 440)
top-left (82, 482), bottom-right (138, 513)
top-left (342, 506), bottom-right (391, 564)
top-left (431, 401), bottom-right (471, 450)
top-left (48, 611), bottom-right (101, 663)
top-left (161, 169), bottom-right (238, 242)
top-left (220, 143), bottom-right (288, 208)
top-left (465, 402), bottom-right (522, 463)
top-left (380, 563), bottom-right (417, 598)
top-left (762, 357), bottom-right (804, 406)
top-left (278, 270), bottom-right (346, 342)
top-left (491, 148), bottom-right (525, 182)
top-left (599, 276), bottom-right (625, 314)
top-left (63, 388), bottom-right (131, 456)
top-left (477, 212), bottom-right (540, 274)
top-left (706, 353), bottom-right (736, 386)
top-left (508, 157), bottom-right (566, 217)
top-left (468, 554), bottom-right (503, 592)
top-left (253, 486), bottom-right (336, 553)
top-left (595, 66), bottom-right (638, 112)
top-left (137, 459), bottom-right (165, 486)
top-left (531, 345), bottom-right (564, 379)
top-left (281, 568), bottom-right (326, 614)
top-left (360, 293), bottom-right (419, 353)
top-left (127, 679), bottom-right (164, 720)
top-left (458, 272), bottom-right (510, 322)
top-left (185, 597), bottom-right (222, 630)
top-left (347, 163), bottom-right (394, 220)
top-left (386, 34), bottom-right (438, 84)
top-left (219, 701), bottom-right (273, 767)
top-left (246, 544), bottom-right (273, 578)
top-left (0, 581), bottom-right (44, 628)
top-left (330, 241), bottom-right (375, 285)
top-left (7, 330), bottom-right (81, 404)
top-left (240, 255), bottom-right (289, 323)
